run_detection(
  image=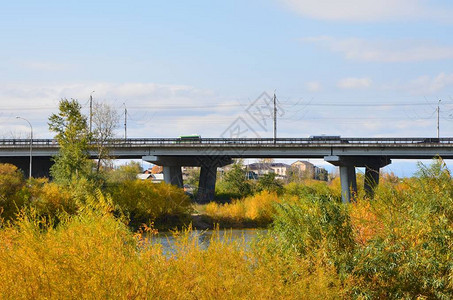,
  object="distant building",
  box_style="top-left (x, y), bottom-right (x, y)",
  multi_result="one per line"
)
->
top-left (245, 162), bottom-right (290, 178)
top-left (246, 163), bottom-right (273, 176)
top-left (137, 172), bottom-right (164, 183)
top-left (291, 160), bottom-right (315, 178)
top-left (290, 160), bottom-right (328, 181)
top-left (269, 163), bottom-right (290, 177)
top-left (137, 173), bottom-right (153, 180)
